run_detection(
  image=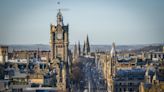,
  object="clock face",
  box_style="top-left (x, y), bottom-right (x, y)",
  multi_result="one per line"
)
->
top-left (57, 33), bottom-right (63, 39)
